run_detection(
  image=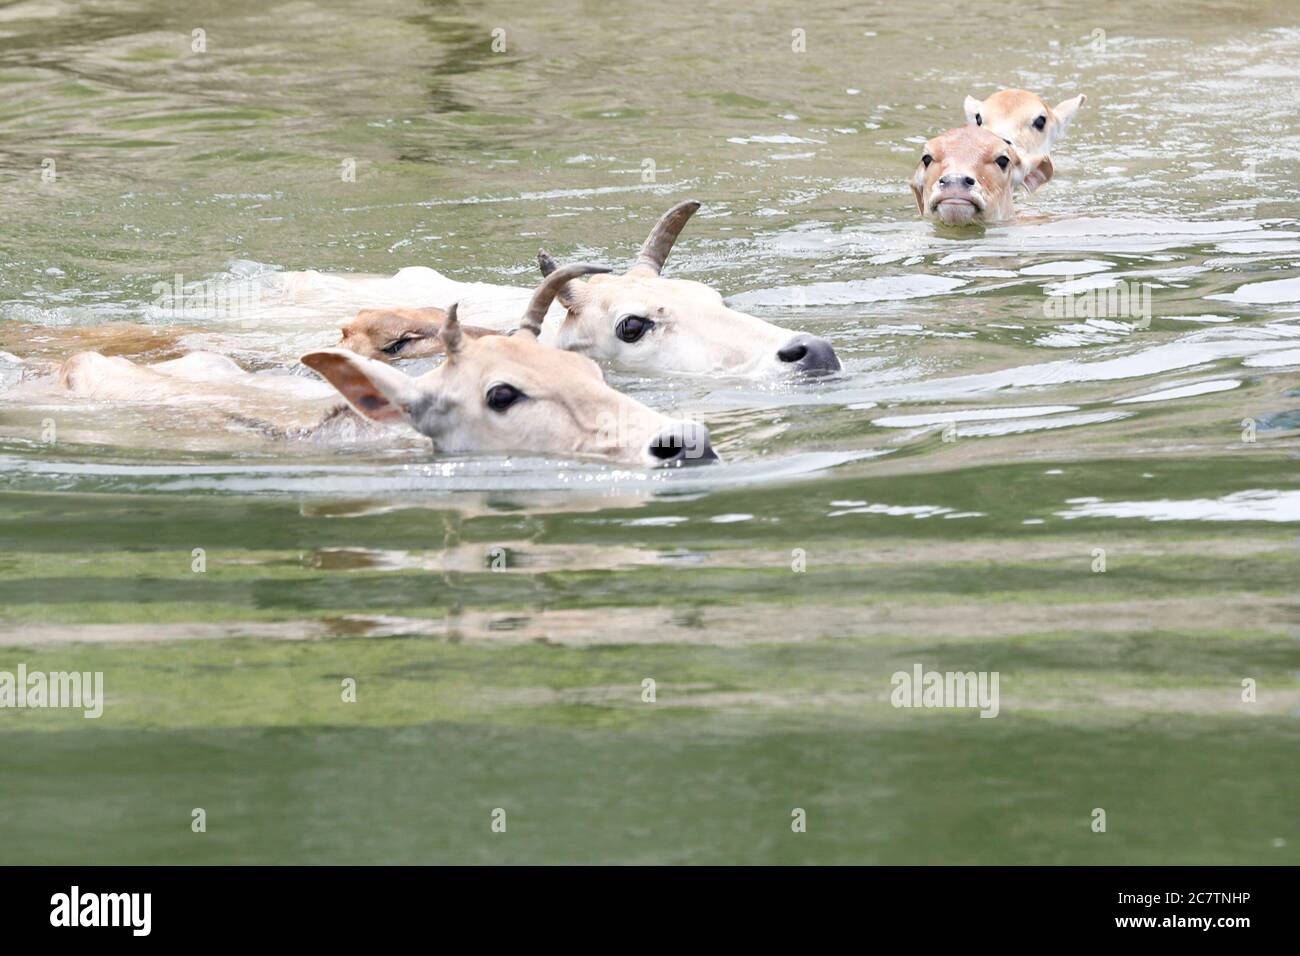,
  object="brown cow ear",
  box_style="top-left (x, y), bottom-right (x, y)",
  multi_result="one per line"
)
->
top-left (300, 349), bottom-right (422, 425)
top-left (1019, 152), bottom-right (1054, 193)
